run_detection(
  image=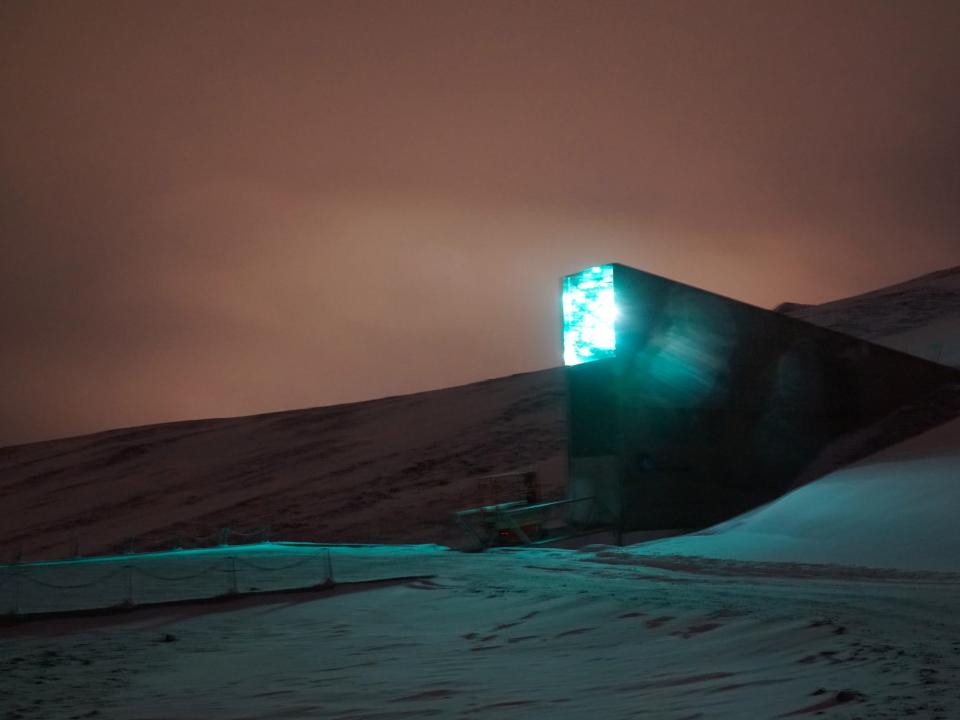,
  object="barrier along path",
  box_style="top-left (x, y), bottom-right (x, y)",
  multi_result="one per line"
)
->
top-left (0, 543), bottom-right (451, 619)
